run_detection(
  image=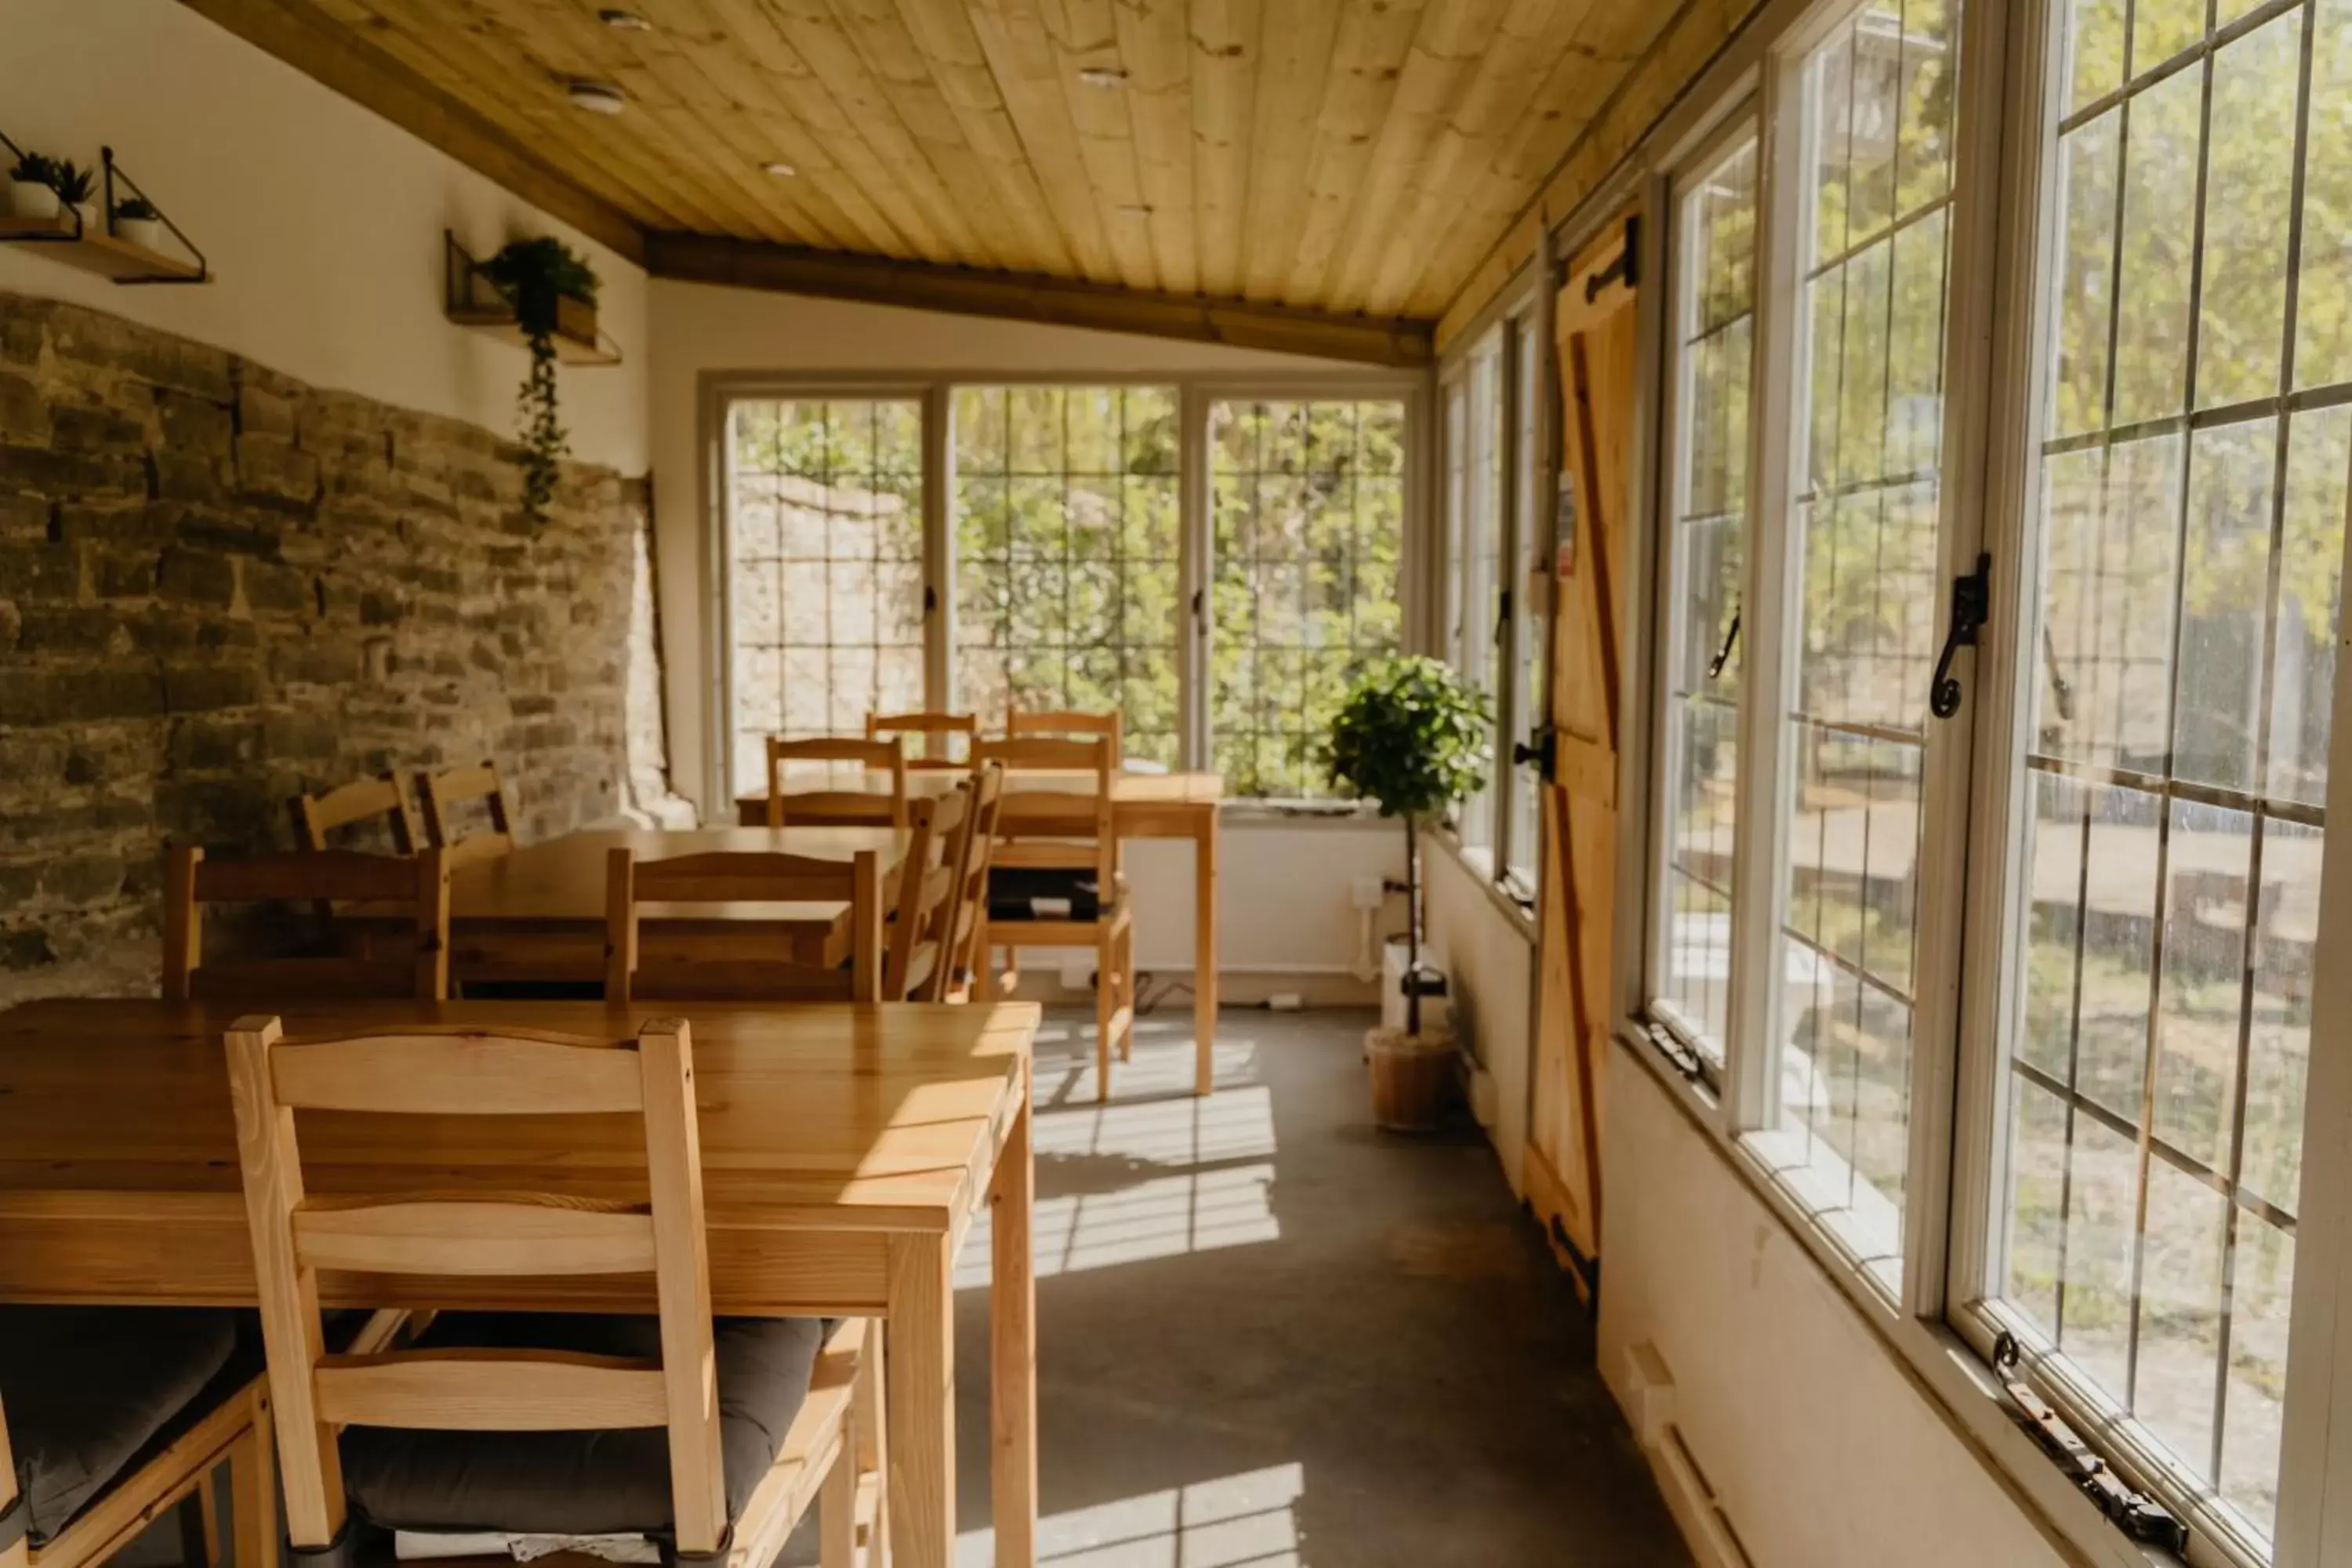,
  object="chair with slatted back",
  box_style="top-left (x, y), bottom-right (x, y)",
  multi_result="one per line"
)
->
top-left (289, 775), bottom-right (419, 855)
top-left (971, 737), bottom-right (1134, 1099)
top-left (604, 848), bottom-right (884, 1004)
top-left (1005, 709), bottom-right (1123, 767)
top-left (765, 737), bottom-right (907, 828)
top-left (881, 783), bottom-right (971, 1002)
top-left (865, 711), bottom-right (978, 771)
top-left (940, 764), bottom-right (1006, 1004)
top-left (223, 1015), bottom-right (879, 1568)
top-left (0, 1306), bottom-right (278, 1568)
top-left (163, 847), bottom-right (450, 1003)
top-left (415, 761), bottom-right (516, 869)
